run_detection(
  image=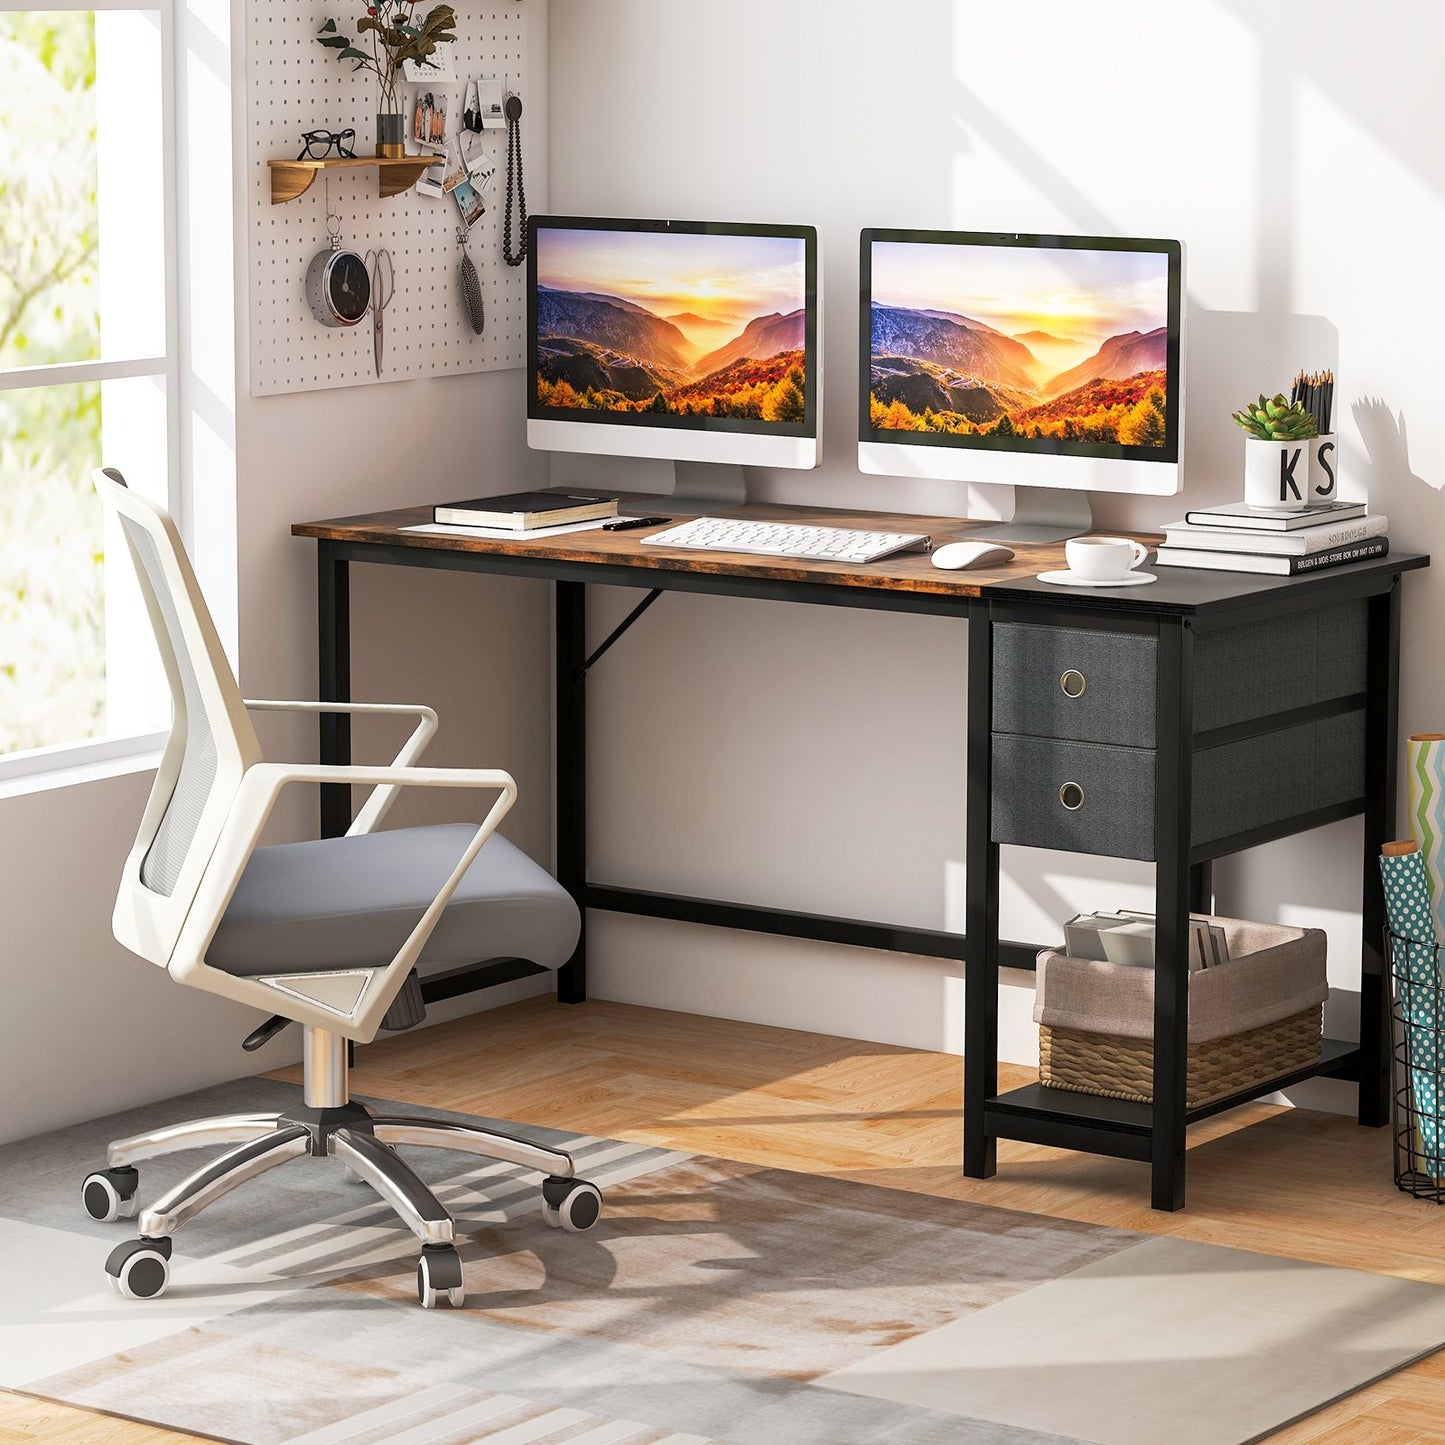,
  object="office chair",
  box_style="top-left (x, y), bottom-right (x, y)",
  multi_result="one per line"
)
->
top-left (82, 468), bottom-right (596, 1309)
